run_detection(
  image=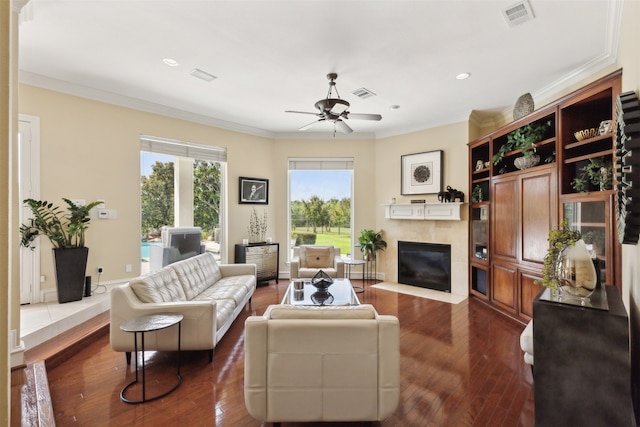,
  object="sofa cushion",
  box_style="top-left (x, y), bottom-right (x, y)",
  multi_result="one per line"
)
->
top-left (305, 246), bottom-right (332, 268)
top-left (195, 253), bottom-right (223, 284)
top-left (194, 276), bottom-right (252, 306)
top-left (266, 304), bottom-right (377, 320)
top-left (129, 268), bottom-right (187, 303)
top-left (171, 253), bottom-right (222, 300)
